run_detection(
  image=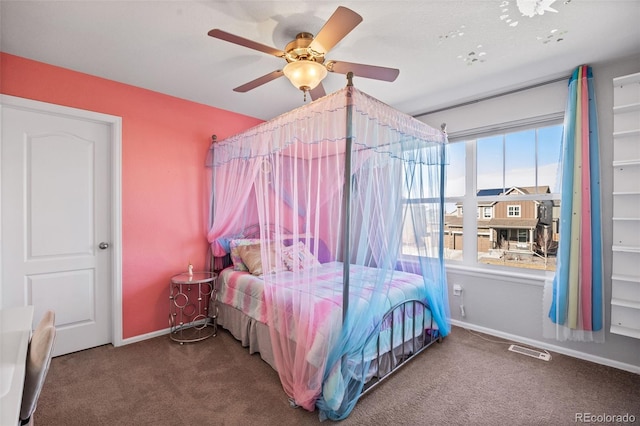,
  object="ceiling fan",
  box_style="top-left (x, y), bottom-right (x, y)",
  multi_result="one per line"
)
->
top-left (208, 6), bottom-right (399, 101)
